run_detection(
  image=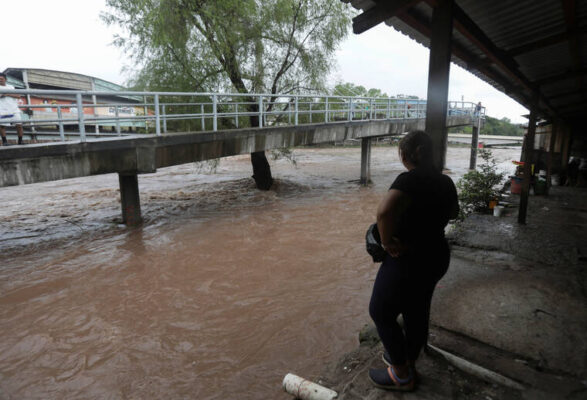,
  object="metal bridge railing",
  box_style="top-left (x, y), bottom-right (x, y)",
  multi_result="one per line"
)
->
top-left (0, 89), bottom-right (485, 143)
